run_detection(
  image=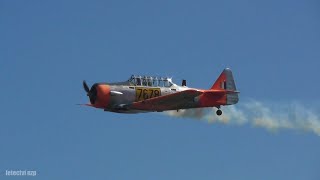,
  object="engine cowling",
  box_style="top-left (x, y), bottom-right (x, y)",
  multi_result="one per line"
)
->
top-left (92, 84), bottom-right (110, 109)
